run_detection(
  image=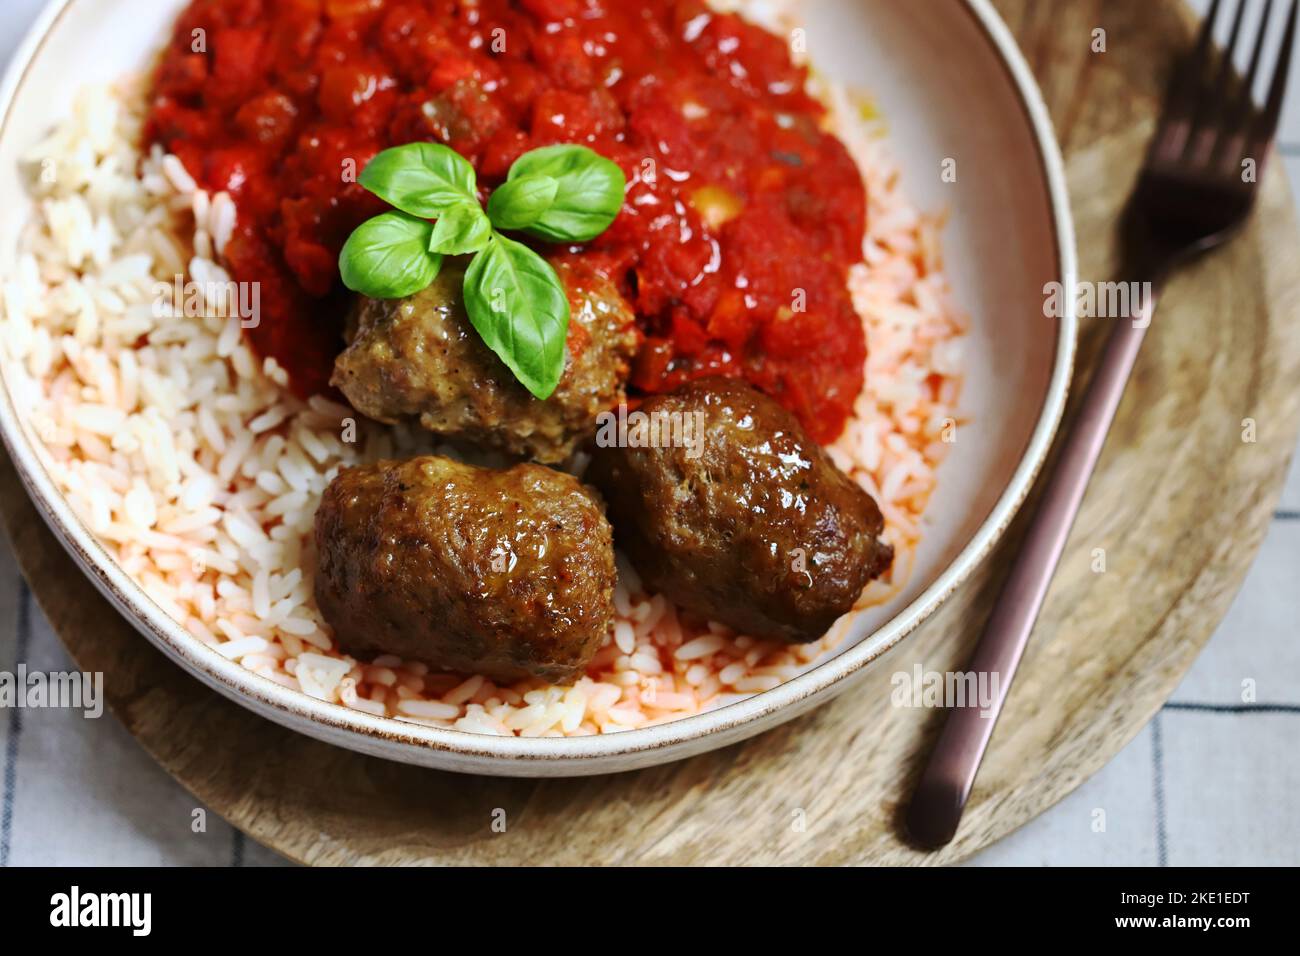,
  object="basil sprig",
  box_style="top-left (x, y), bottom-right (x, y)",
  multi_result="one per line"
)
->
top-left (428, 201), bottom-right (492, 255)
top-left (486, 174), bottom-right (560, 231)
top-left (338, 212), bottom-right (441, 300)
top-left (359, 143), bottom-right (479, 218)
top-left (339, 142), bottom-right (626, 400)
top-left (465, 234), bottom-right (571, 399)
top-left (503, 144), bottom-right (625, 242)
